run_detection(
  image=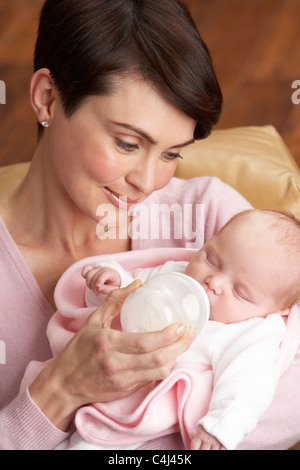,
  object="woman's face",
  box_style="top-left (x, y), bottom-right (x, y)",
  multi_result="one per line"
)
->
top-left (45, 75), bottom-right (196, 223)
